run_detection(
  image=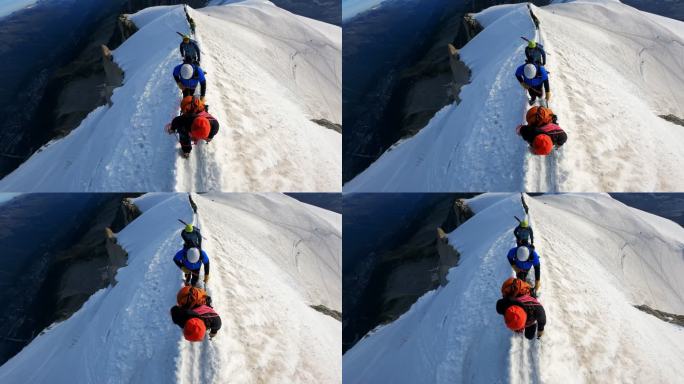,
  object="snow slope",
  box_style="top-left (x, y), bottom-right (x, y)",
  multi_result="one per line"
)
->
top-left (345, 0), bottom-right (684, 192)
top-left (343, 193), bottom-right (684, 383)
top-left (0, 1), bottom-right (341, 192)
top-left (0, 193), bottom-right (341, 383)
